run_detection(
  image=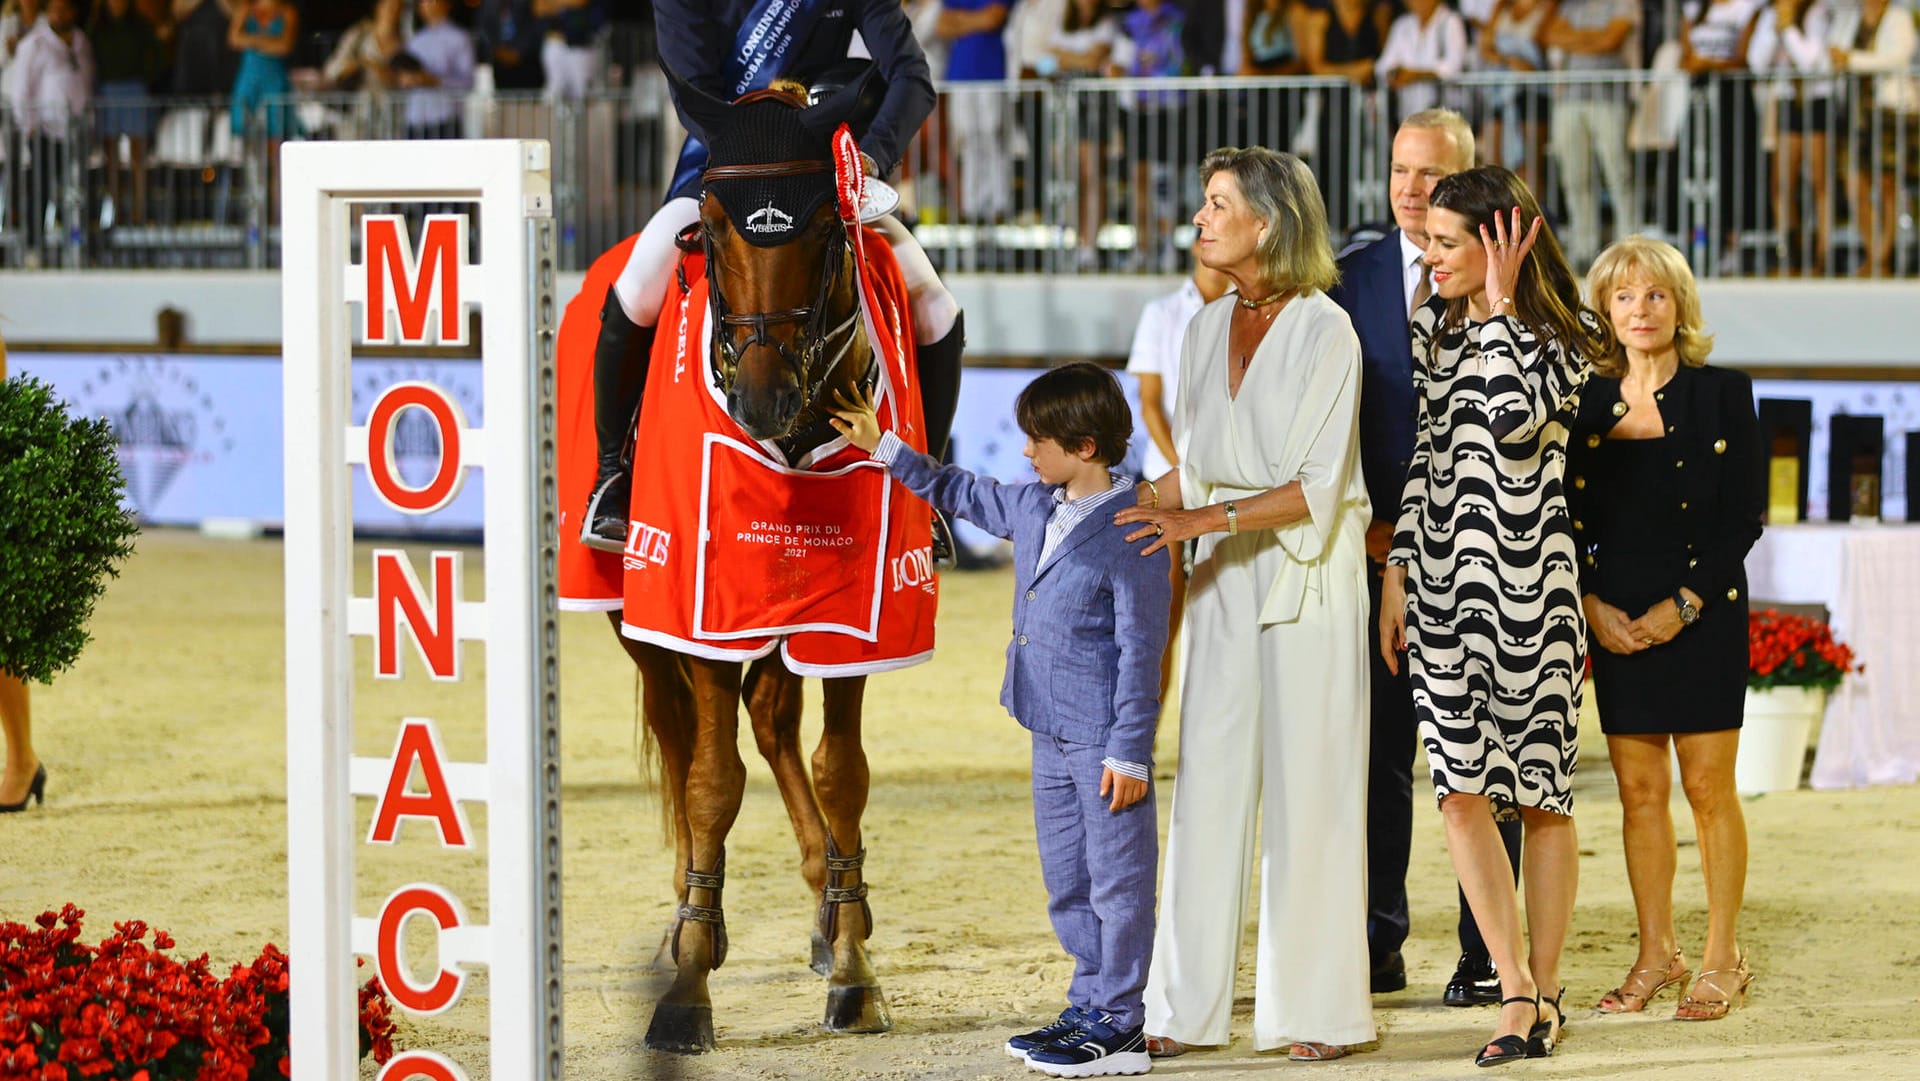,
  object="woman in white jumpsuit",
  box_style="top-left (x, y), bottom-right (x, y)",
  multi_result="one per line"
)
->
top-left (1115, 146), bottom-right (1375, 1062)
